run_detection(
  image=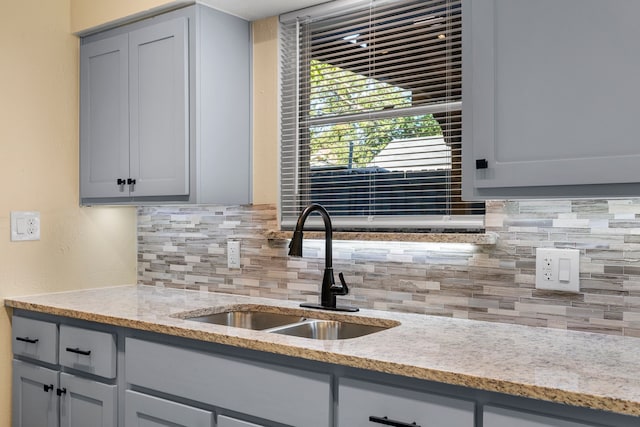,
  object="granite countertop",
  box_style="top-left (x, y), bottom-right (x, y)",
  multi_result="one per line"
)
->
top-left (5, 284), bottom-right (640, 418)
